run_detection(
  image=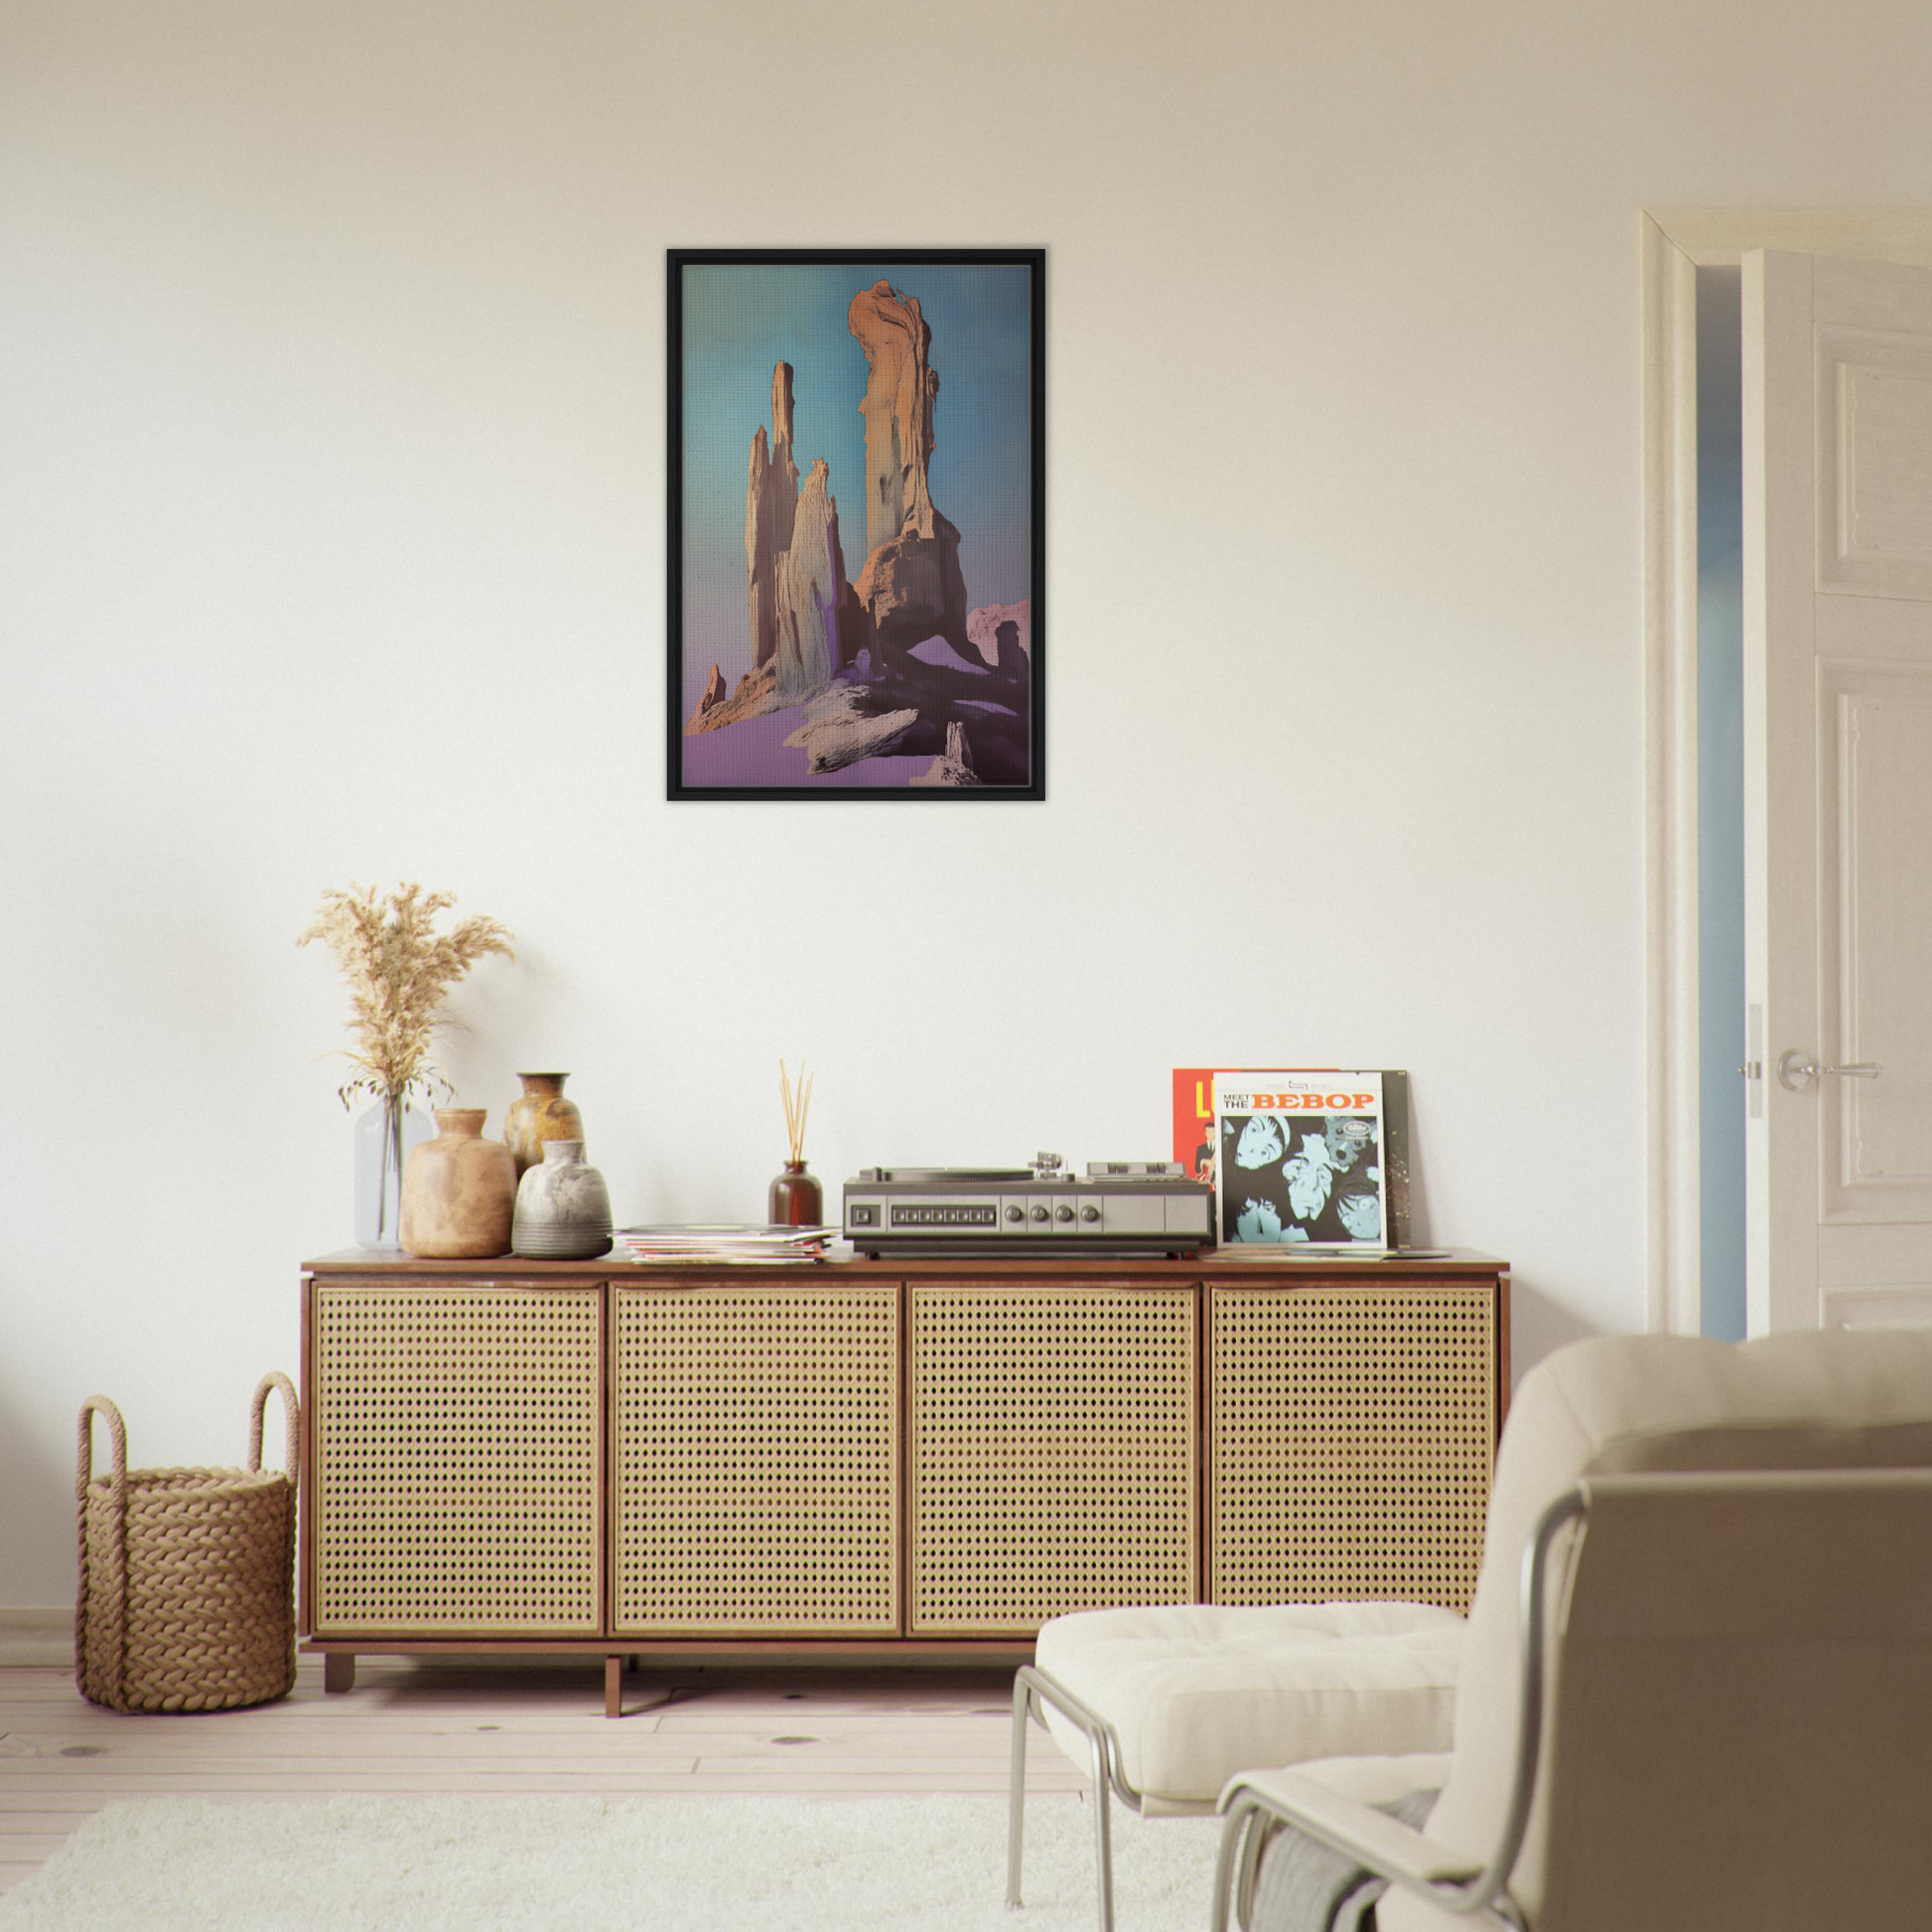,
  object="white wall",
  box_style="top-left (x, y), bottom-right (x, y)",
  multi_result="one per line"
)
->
top-left (4, 0), bottom-right (1928, 1604)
